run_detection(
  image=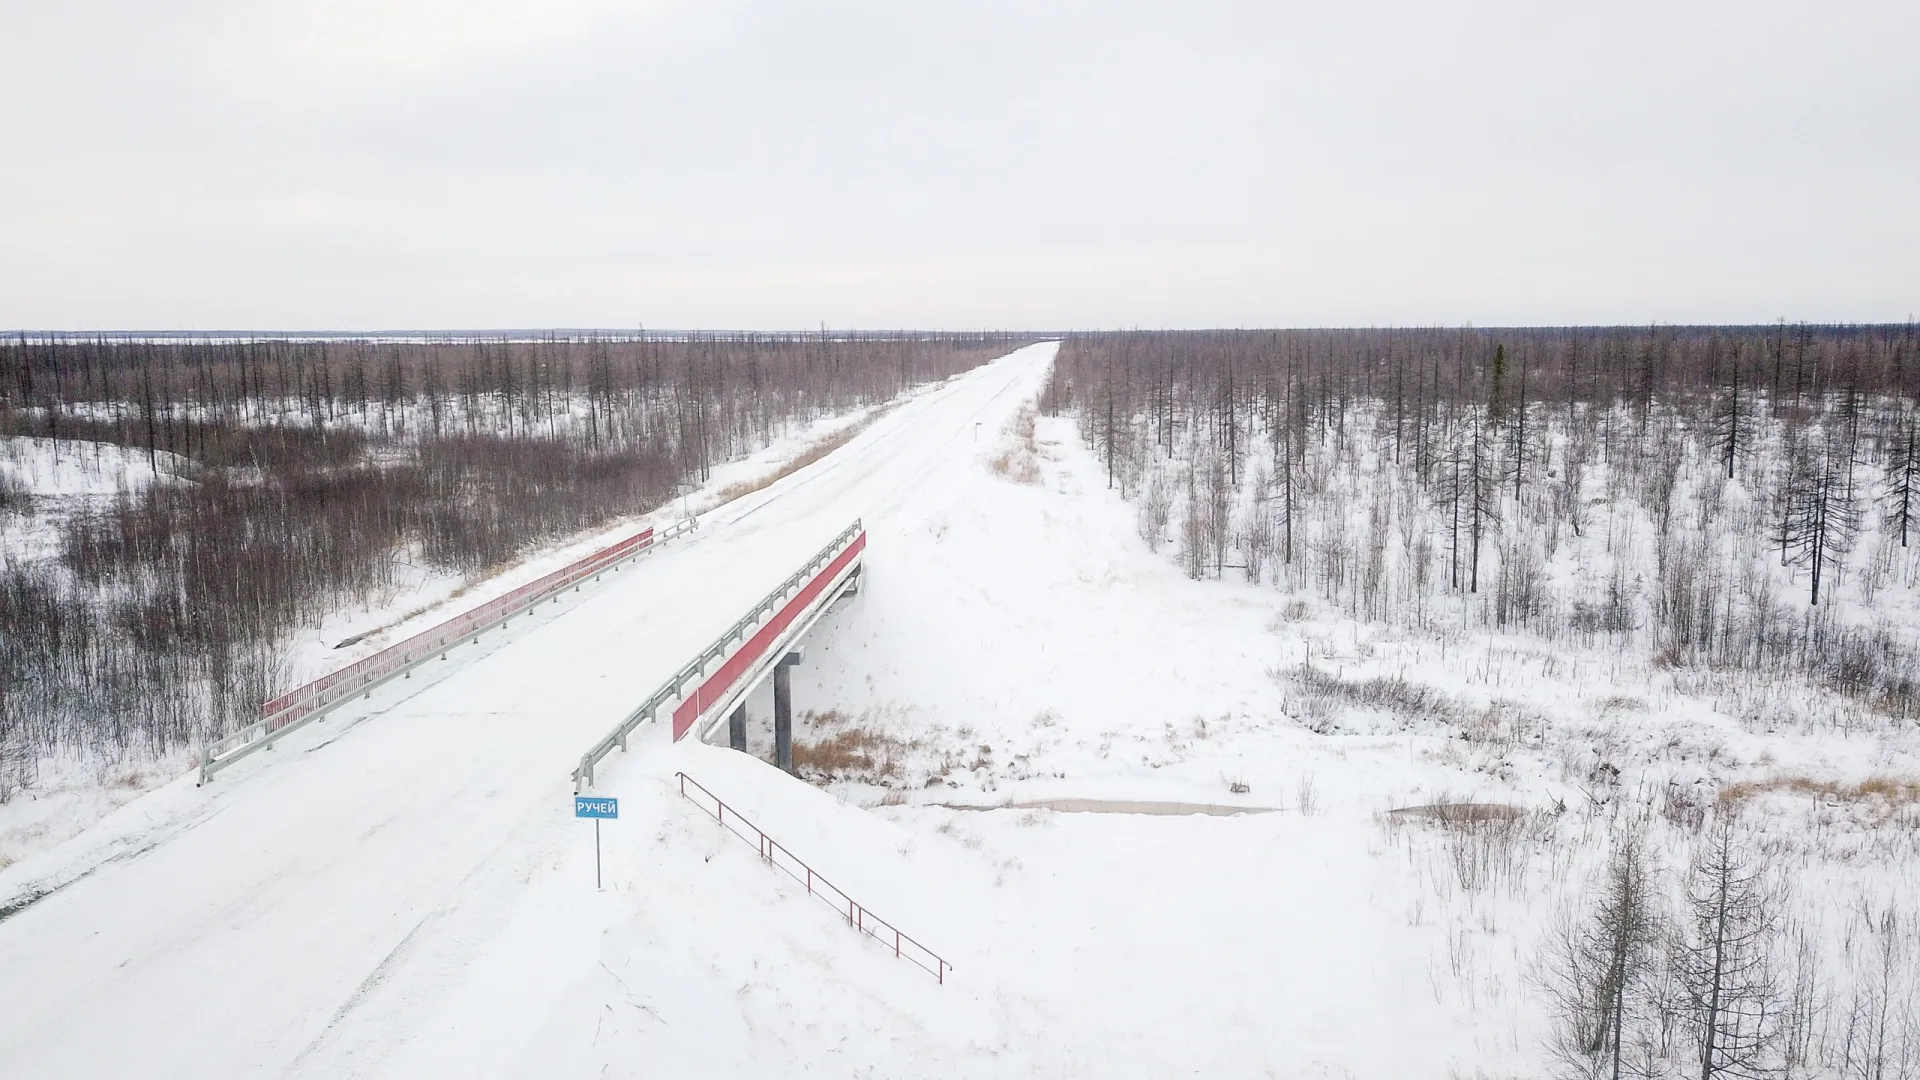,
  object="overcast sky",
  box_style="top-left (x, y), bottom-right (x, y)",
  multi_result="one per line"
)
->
top-left (2, 0), bottom-right (1915, 330)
